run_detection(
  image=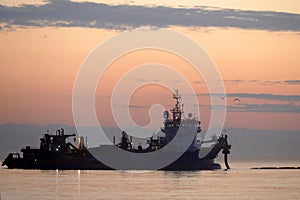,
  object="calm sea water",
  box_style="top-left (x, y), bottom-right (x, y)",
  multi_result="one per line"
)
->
top-left (1, 162), bottom-right (300, 200)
